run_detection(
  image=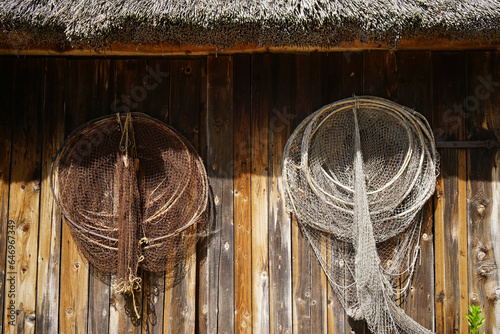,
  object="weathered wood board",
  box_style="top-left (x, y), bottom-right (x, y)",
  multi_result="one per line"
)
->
top-left (0, 51), bottom-right (498, 333)
top-left (6, 57), bottom-right (44, 334)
